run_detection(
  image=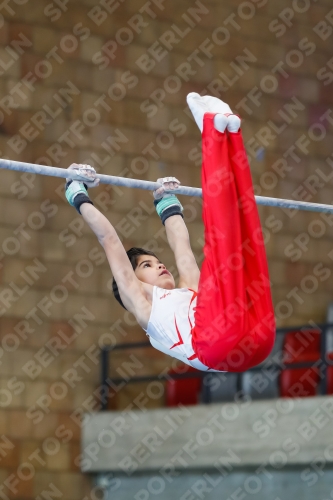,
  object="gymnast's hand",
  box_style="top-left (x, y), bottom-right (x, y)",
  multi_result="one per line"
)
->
top-left (153, 177), bottom-right (181, 200)
top-left (67, 163), bottom-right (100, 188)
top-left (153, 177), bottom-right (183, 225)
